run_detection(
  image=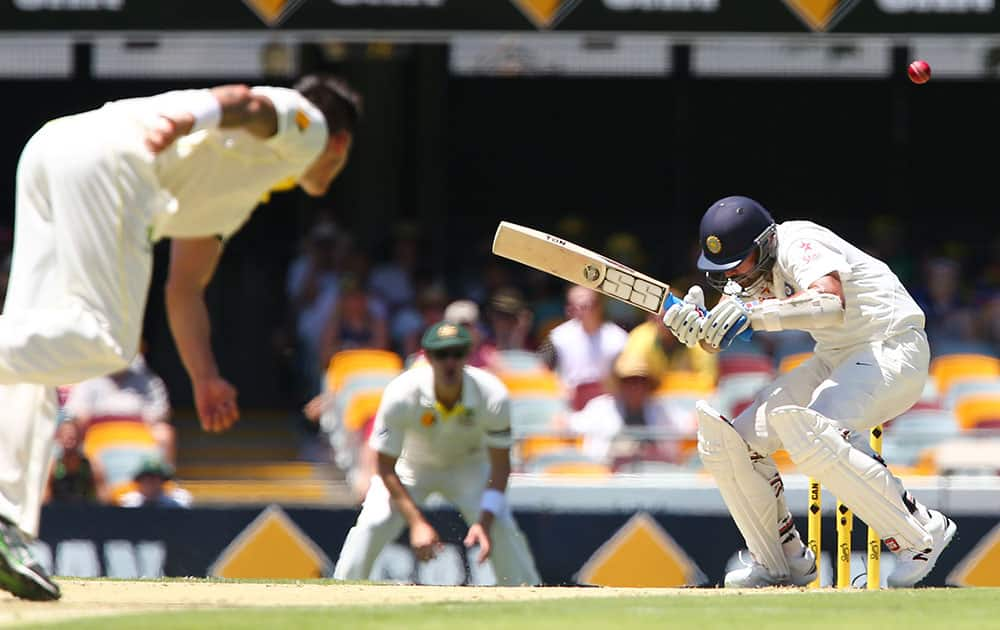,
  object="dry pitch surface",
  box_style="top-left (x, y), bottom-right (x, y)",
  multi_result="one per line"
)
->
top-left (0, 581), bottom-right (683, 627)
